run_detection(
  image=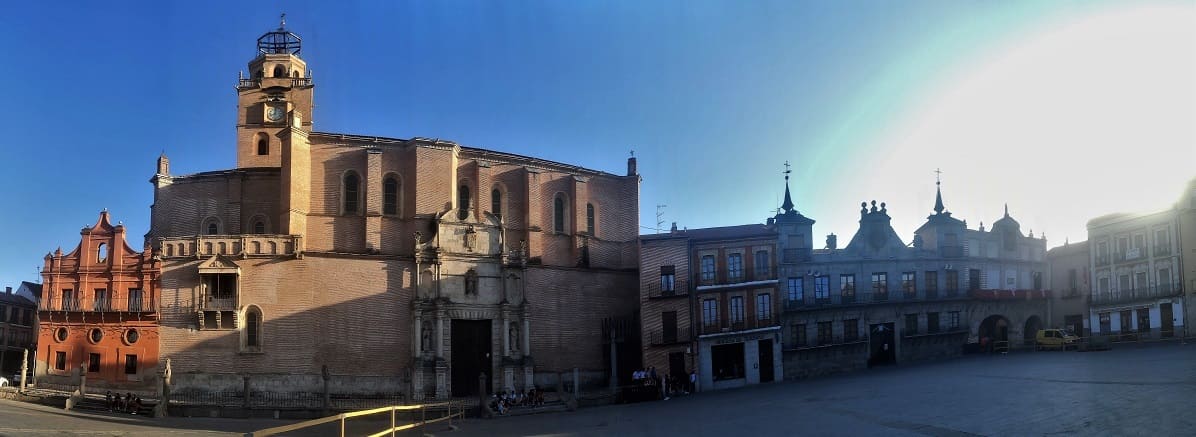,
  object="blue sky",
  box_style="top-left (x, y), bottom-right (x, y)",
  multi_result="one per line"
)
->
top-left (1, 1), bottom-right (1192, 288)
